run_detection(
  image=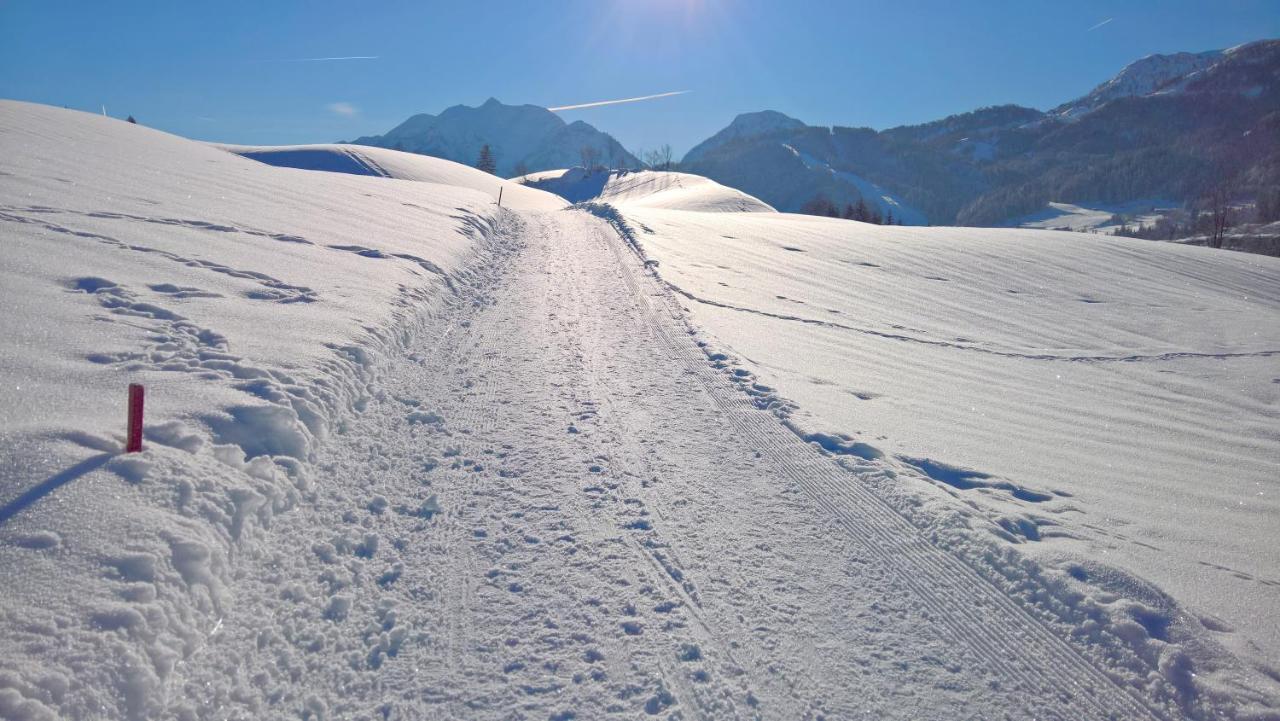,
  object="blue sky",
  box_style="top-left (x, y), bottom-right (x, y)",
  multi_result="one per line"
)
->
top-left (2, 1), bottom-right (1277, 157)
